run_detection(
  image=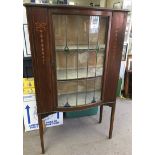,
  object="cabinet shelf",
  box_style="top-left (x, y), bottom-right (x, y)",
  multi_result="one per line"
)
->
top-left (55, 44), bottom-right (105, 51)
top-left (57, 67), bottom-right (103, 80)
top-left (57, 77), bottom-right (101, 95)
top-left (57, 75), bottom-right (102, 82)
top-left (58, 90), bottom-right (101, 107)
top-left (58, 88), bottom-right (101, 96)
